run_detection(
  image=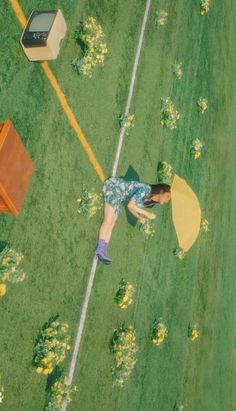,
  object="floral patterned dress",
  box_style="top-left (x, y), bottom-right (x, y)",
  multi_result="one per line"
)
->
top-left (102, 177), bottom-right (151, 215)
